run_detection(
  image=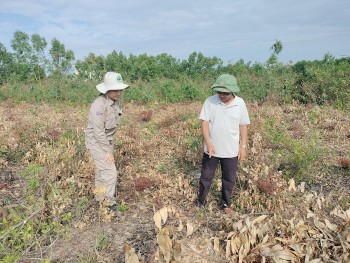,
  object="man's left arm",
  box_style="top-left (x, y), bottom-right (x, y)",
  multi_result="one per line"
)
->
top-left (238, 125), bottom-right (248, 162)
